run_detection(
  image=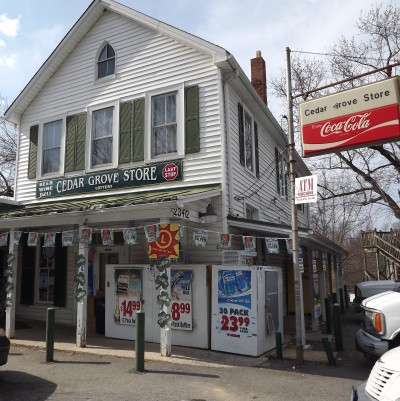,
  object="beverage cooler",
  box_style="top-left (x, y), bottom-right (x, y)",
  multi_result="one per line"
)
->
top-left (211, 265), bottom-right (283, 356)
top-left (104, 264), bottom-right (209, 349)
